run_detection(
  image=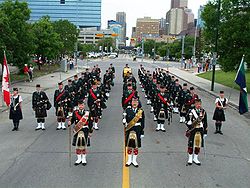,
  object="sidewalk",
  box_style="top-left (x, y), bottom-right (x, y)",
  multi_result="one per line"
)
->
top-left (0, 67), bottom-right (87, 112)
top-left (144, 59), bottom-right (250, 114)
